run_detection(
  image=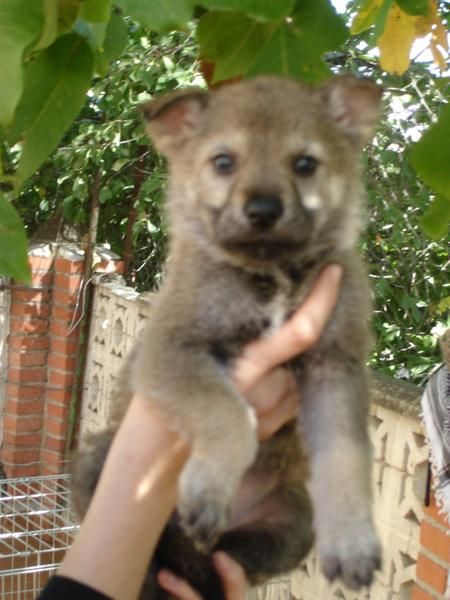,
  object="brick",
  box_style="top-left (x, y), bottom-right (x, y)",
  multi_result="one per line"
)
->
top-left (51, 303), bottom-right (80, 322)
top-left (421, 521), bottom-right (450, 563)
top-left (45, 418), bottom-right (69, 437)
top-left (2, 431), bottom-right (42, 447)
top-left (46, 388), bottom-right (73, 405)
top-left (28, 255), bottom-right (54, 270)
top-left (47, 369), bottom-right (75, 387)
top-left (8, 349), bottom-right (48, 368)
top-left (1, 447), bottom-right (40, 465)
top-left (8, 366), bottom-right (47, 384)
top-left (43, 435), bottom-right (67, 452)
top-left (10, 301), bottom-right (51, 318)
top-left (54, 256), bottom-right (84, 274)
top-left (11, 288), bottom-right (51, 303)
top-left (53, 272), bottom-right (83, 292)
top-left (45, 402), bottom-right (70, 419)
top-left (411, 583), bottom-right (438, 600)
top-left (49, 336), bottom-right (78, 355)
top-left (30, 270), bottom-right (53, 287)
top-left (47, 353), bottom-right (76, 372)
top-left (10, 316), bottom-right (49, 335)
top-left (8, 334), bottom-right (50, 351)
top-left (6, 382), bottom-right (45, 400)
top-left (49, 319), bottom-right (79, 338)
top-left (3, 414), bottom-right (43, 434)
top-left (3, 464), bottom-right (40, 478)
top-left (40, 464), bottom-right (59, 476)
top-left (416, 553), bottom-right (448, 594)
top-left (4, 397), bottom-right (44, 415)
top-left (51, 287), bottom-right (78, 305)
top-left (40, 448), bottom-right (64, 467)
top-left (424, 495), bottom-right (450, 530)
